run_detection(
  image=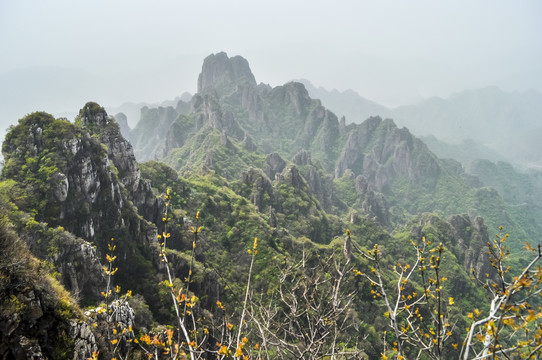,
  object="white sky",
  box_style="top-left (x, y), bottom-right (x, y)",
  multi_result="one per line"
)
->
top-left (0, 0), bottom-right (541, 129)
